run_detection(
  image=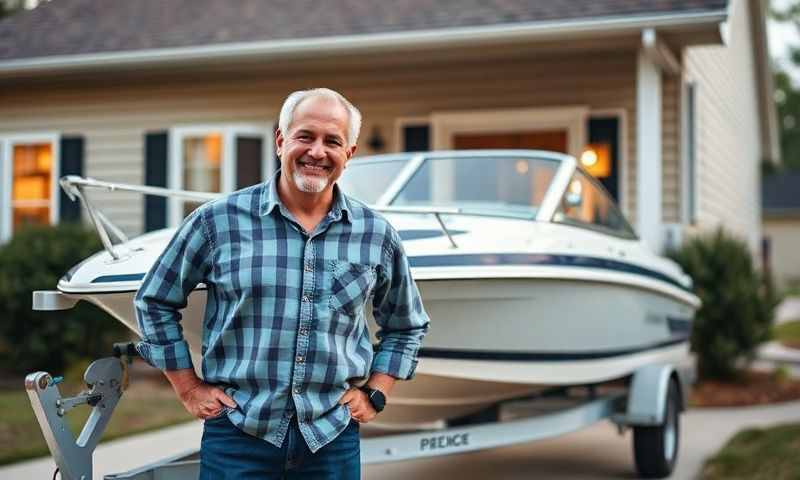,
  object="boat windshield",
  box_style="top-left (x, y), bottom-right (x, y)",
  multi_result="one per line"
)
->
top-left (339, 154), bottom-right (560, 219)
